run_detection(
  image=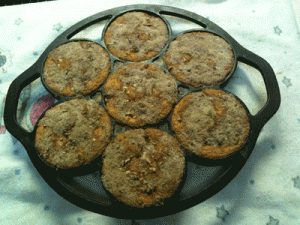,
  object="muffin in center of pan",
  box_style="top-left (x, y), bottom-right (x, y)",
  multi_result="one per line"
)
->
top-left (35, 98), bottom-right (112, 169)
top-left (165, 31), bottom-right (235, 87)
top-left (171, 89), bottom-right (250, 159)
top-left (104, 62), bottom-right (178, 127)
top-left (104, 11), bottom-right (169, 61)
top-left (43, 41), bottom-right (111, 97)
top-left (101, 128), bottom-right (185, 208)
